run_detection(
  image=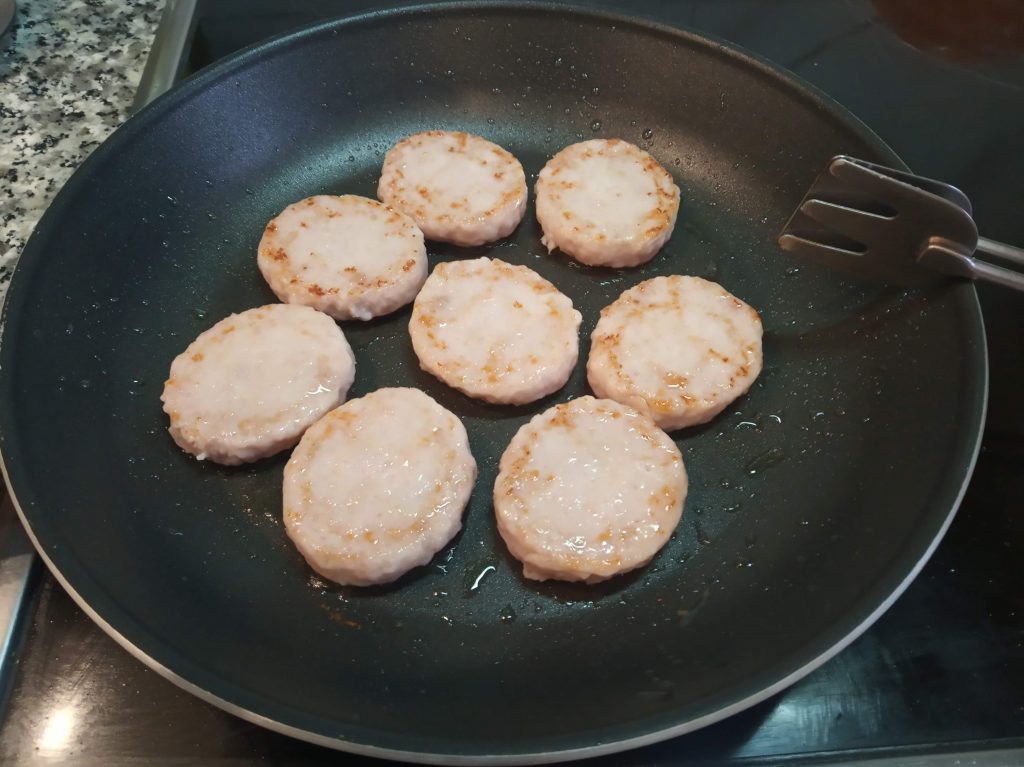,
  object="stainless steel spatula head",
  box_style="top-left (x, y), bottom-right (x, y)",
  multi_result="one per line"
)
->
top-left (779, 156), bottom-right (1024, 292)
top-left (778, 156), bottom-right (977, 286)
